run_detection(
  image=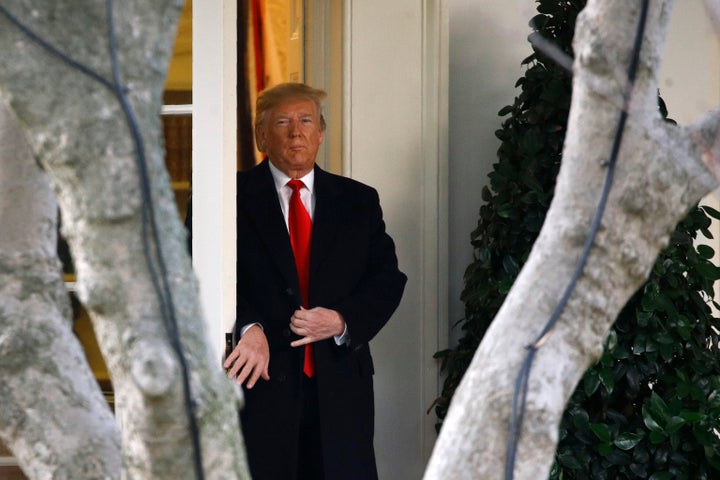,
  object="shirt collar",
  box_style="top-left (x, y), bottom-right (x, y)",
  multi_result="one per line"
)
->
top-left (268, 160), bottom-right (315, 193)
